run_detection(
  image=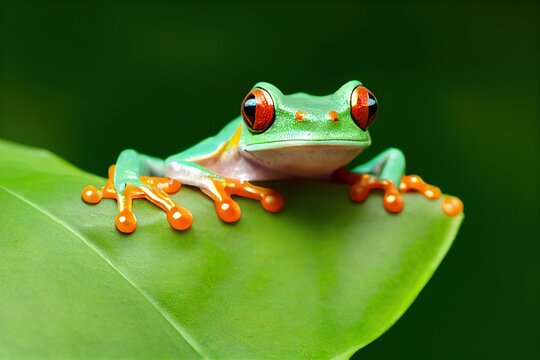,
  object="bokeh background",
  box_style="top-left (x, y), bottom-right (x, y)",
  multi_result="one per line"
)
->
top-left (1, 0), bottom-right (538, 358)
